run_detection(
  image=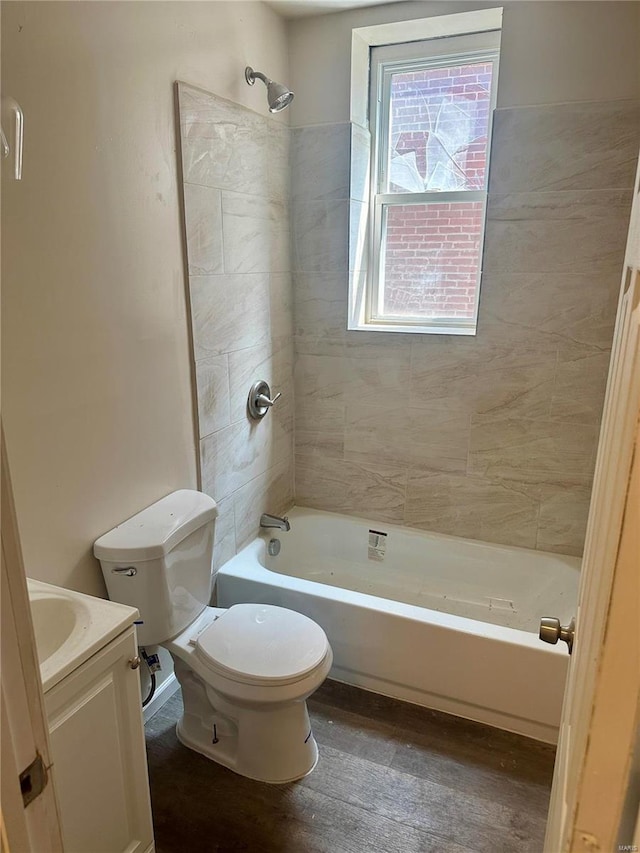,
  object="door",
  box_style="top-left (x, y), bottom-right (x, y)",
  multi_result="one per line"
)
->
top-left (544, 152), bottom-right (640, 851)
top-left (1, 428), bottom-right (64, 852)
